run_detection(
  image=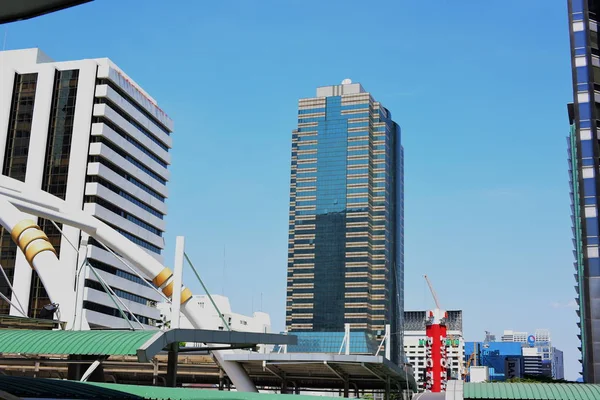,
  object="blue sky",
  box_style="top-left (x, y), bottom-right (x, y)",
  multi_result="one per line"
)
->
top-left (4, 0), bottom-right (579, 379)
